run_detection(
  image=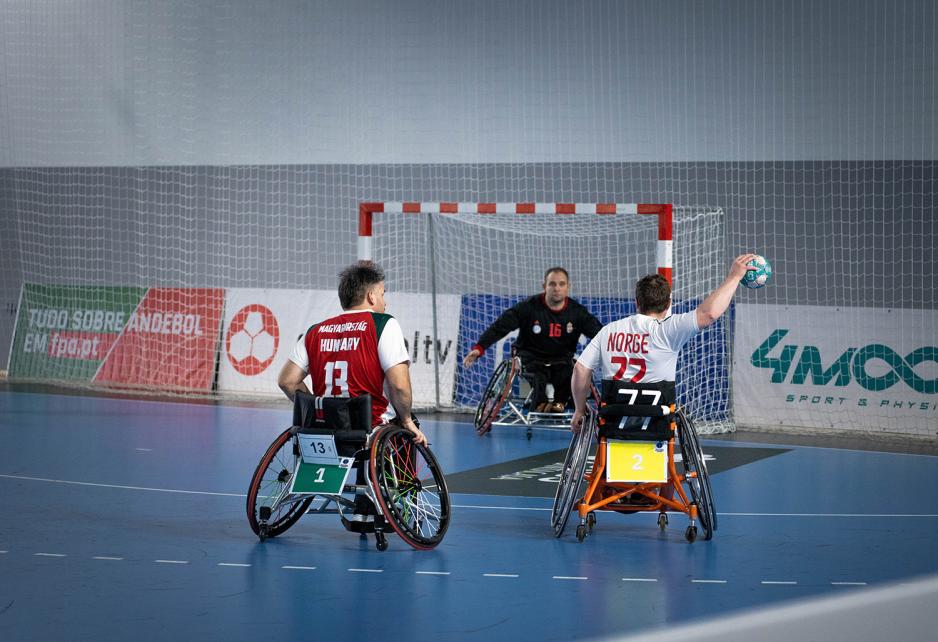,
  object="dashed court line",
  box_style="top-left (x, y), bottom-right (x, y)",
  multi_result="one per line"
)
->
top-left (0, 550), bottom-right (880, 588)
